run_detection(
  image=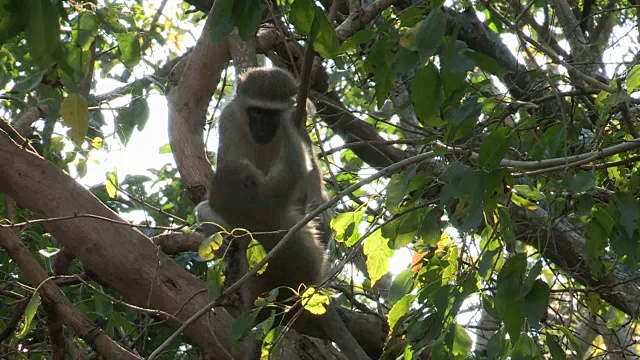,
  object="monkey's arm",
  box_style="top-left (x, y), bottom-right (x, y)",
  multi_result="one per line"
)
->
top-left (195, 200), bottom-right (229, 237)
